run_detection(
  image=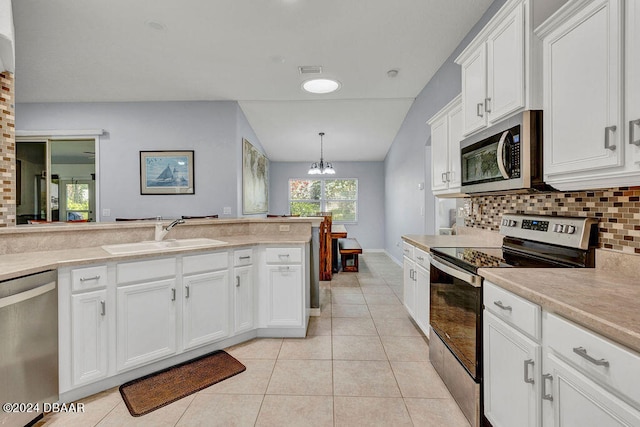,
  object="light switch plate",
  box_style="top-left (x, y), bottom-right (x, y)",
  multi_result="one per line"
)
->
top-left (223, 207), bottom-right (231, 215)
top-left (102, 209), bottom-right (111, 217)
